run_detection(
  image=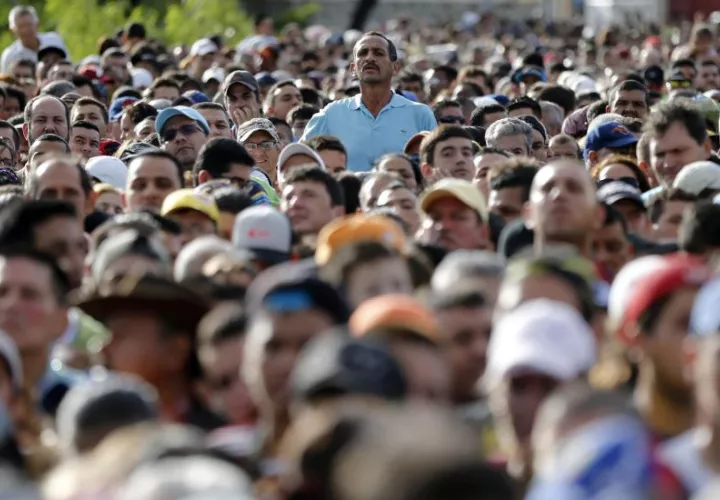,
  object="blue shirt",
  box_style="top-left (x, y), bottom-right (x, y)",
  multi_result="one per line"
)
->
top-left (301, 92), bottom-right (437, 172)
